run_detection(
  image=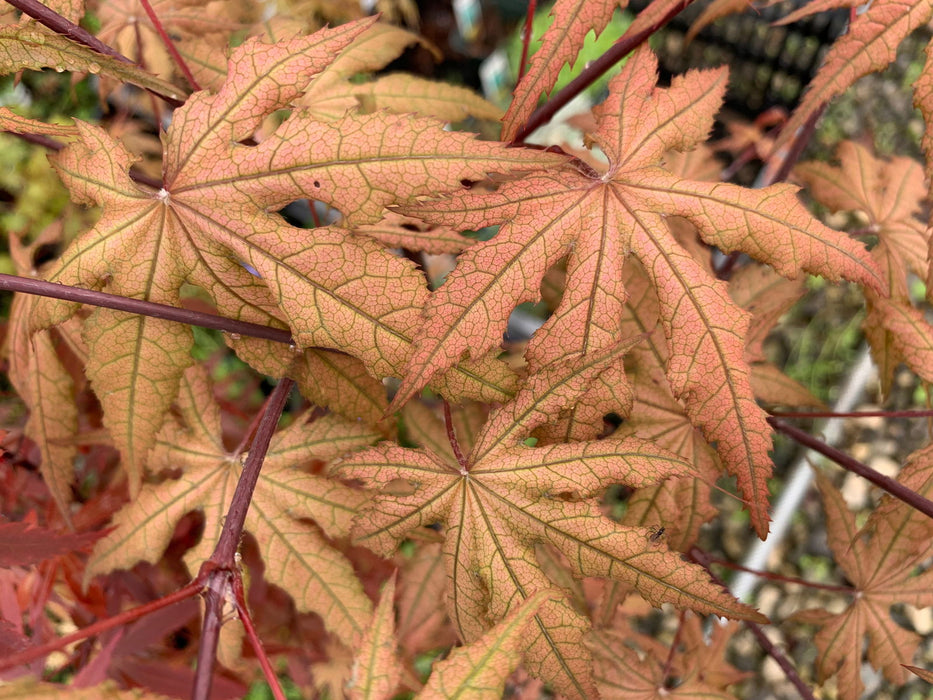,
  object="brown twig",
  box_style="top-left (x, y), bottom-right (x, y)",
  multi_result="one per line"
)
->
top-left (703, 556), bottom-right (855, 593)
top-left (768, 416), bottom-right (933, 520)
top-left (517, 0), bottom-right (537, 83)
top-left (192, 378), bottom-right (294, 699)
top-left (689, 547), bottom-right (817, 700)
top-left (233, 573), bottom-right (287, 700)
top-left (0, 580), bottom-right (202, 671)
top-left (137, 0), bottom-right (201, 91)
top-left (0, 273), bottom-right (295, 345)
